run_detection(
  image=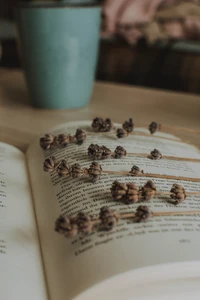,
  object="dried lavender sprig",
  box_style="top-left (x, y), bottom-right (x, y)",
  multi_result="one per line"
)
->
top-left (57, 134), bottom-right (73, 147)
top-left (87, 144), bottom-right (126, 160)
top-left (91, 117), bottom-right (135, 137)
top-left (130, 149), bottom-right (200, 163)
top-left (43, 156), bottom-right (59, 172)
top-left (91, 117), bottom-right (199, 138)
top-left (87, 145), bottom-right (200, 163)
top-left (148, 121), bottom-right (200, 135)
top-left (74, 129), bottom-right (87, 145)
top-left (57, 159), bottom-right (71, 177)
top-left (122, 118), bottom-right (134, 133)
top-left (88, 144), bottom-right (112, 160)
top-left (91, 117), bottom-right (113, 132)
top-left (111, 180), bottom-right (200, 204)
top-left (91, 130), bottom-right (179, 143)
top-left (40, 134), bottom-right (58, 150)
top-left (149, 122), bottom-right (161, 134)
top-left (111, 180), bottom-right (156, 203)
top-left (55, 206), bottom-right (200, 238)
top-left (40, 128), bottom-right (87, 150)
top-left (43, 158), bottom-right (200, 183)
